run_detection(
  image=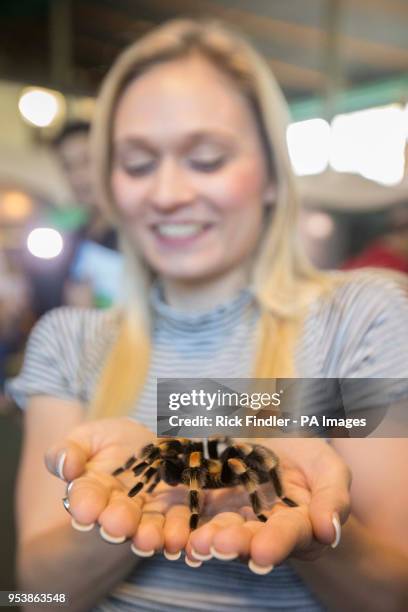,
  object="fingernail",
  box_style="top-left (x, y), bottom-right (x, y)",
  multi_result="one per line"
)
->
top-left (99, 526), bottom-right (126, 544)
top-left (331, 513), bottom-right (341, 549)
top-left (71, 518), bottom-right (95, 532)
top-left (248, 559), bottom-right (274, 575)
top-left (56, 451), bottom-right (67, 480)
top-left (185, 556), bottom-right (202, 568)
top-left (210, 546), bottom-right (238, 561)
top-left (62, 497), bottom-right (71, 514)
top-left (191, 547), bottom-right (212, 561)
top-left (163, 549), bottom-right (181, 561)
top-left (66, 481), bottom-right (74, 495)
top-left (130, 544), bottom-right (155, 557)
top-left (44, 454), bottom-right (53, 474)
